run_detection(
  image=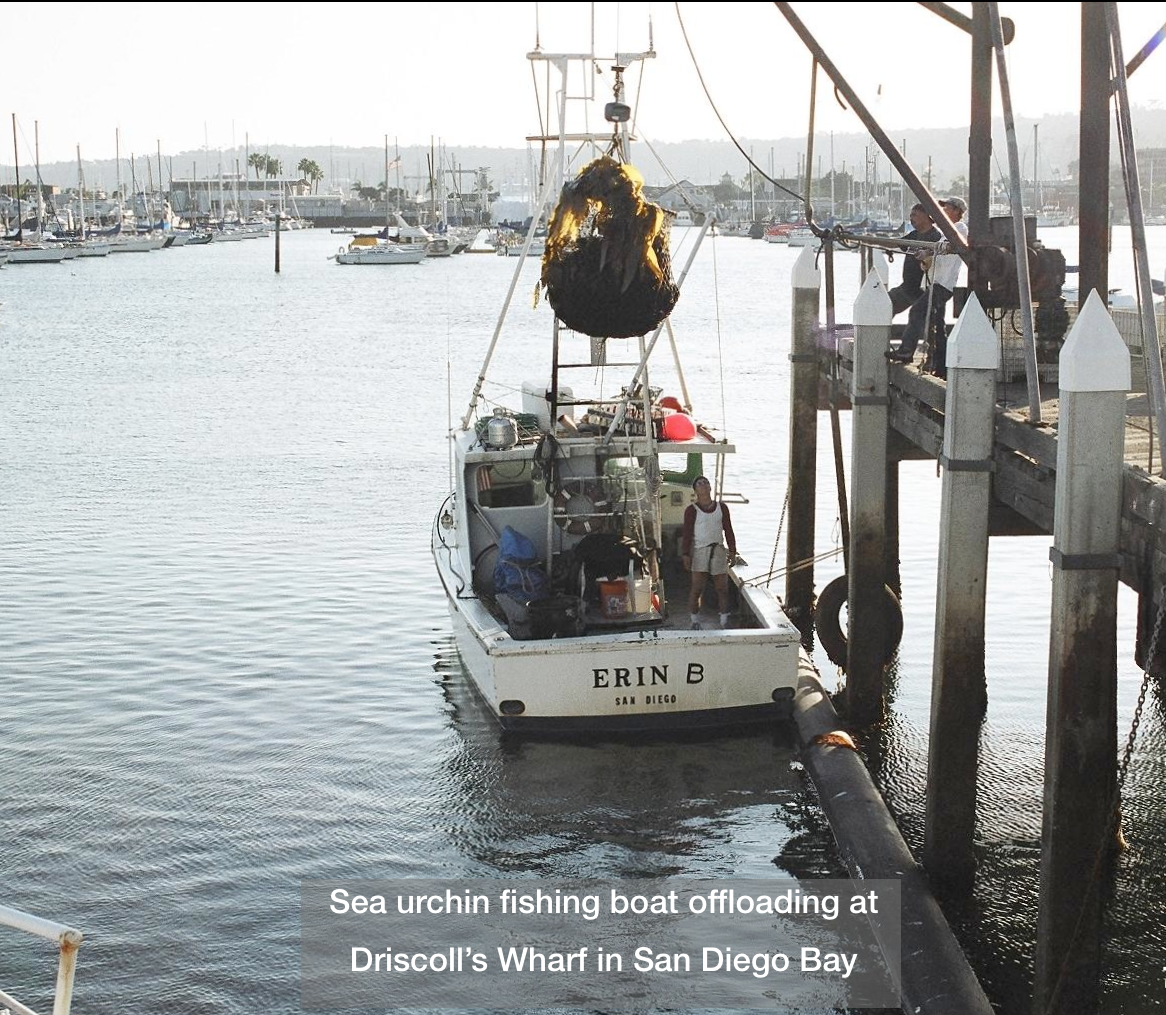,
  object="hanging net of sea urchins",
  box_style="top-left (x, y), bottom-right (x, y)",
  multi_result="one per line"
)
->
top-left (538, 158), bottom-right (679, 339)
